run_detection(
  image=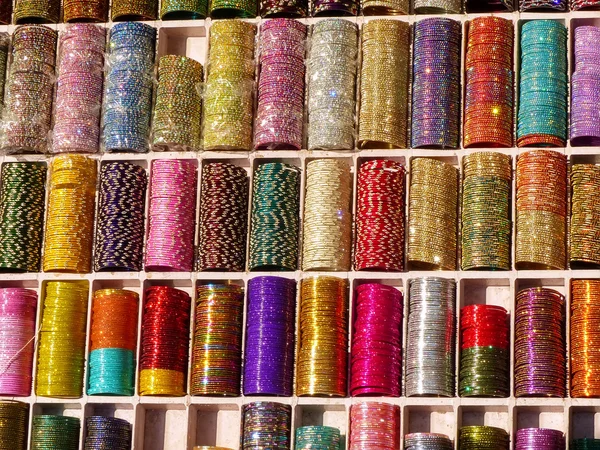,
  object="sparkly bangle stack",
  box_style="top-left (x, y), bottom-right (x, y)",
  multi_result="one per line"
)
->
top-left (244, 277), bottom-right (295, 396)
top-left (571, 26), bottom-right (600, 146)
top-left (260, 0), bottom-right (306, 16)
top-left (84, 416), bottom-right (132, 450)
top-left (152, 55), bottom-right (203, 151)
top-left (516, 428), bottom-right (565, 449)
top-left (103, 23), bottom-right (156, 153)
top-left (464, 17), bottom-right (514, 148)
top-left (191, 284), bottom-right (244, 396)
top-left (296, 276), bottom-right (348, 397)
top-left (407, 158), bottom-right (458, 271)
top-left (0, 1), bottom-right (10, 24)
top-left (145, 159), bottom-right (197, 272)
top-left (517, 21), bottom-right (567, 147)
top-left (459, 426), bottom-right (509, 449)
top-left (197, 162), bottom-right (248, 272)
top-left (43, 155), bottom-right (97, 273)
top-left (412, 18), bottom-right (461, 149)
top-left (0, 33), bottom-right (9, 108)
top-left (1, 25), bottom-right (57, 154)
top-left (358, 20), bottom-right (410, 149)
top-left (0, 288), bottom-right (36, 396)
top-left (296, 426), bottom-right (340, 449)
top-left (94, 162), bottom-right (147, 272)
top-left (460, 305), bottom-right (510, 397)
top-left (13, 0), bottom-right (59, 23)
top-left (363, 0), bottom-right (407, 15)
top-left (210, 0), bottom-right (256, 16)
top-left (52, 24), bottom-right (105, 154)
top-left (405, 433), bottom-right (453, 449)
top-left (414, 0), bottom-right (459, 14)
top-left (571, 280), bottom-right (600, 397)
top-left (302, 159), bottom-right (352, 271)
top-left (254, 19), bottom-right (306, 150)
top-left (249, 162), bottom-right (300, 271)
top-left (111, 0), bottom-right (157, 20)
top-left (0, 162), bottom-right (46, 272)
top-left (88, 289), bottom-right (139, 396)
top-left (312, 0), bottom-right (357, 15)
top-left (520, 0), bottom-right (566, 11)
top-left (406, 277), bottom-right (456, 397)
top-left (351, 283), bottom-right (403, 397)
top-left (349, 403), bottom-right (400, 449)
top-left (241, 402), bottom-right (291, 449)
top-left (139, 286), bottom-right (191, 396)
top-left (461, 152), bottom-right (512, 270)
top-left (31, 415), bottom-right (80, 450)
top-left (0, 401), bottom-right (28, 450)
top-left (354, 159), bottom-right (405, 272)
top-left (35, 281), bottom-right (88, 398)
top-left (203, 20), bottom-right (256, 151)
top-left (515, 150), bottom-right (567, 270)
top-left (570, 165), bottom-right (600, 268)
top-left (307, 19), bottom-right (357, 151)
top-left (515, 287), bottom-right (566, 398)
top-left (161, 0), bottom-right (208, 18)
top-left (63, 0), bottom-right (108, 21)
